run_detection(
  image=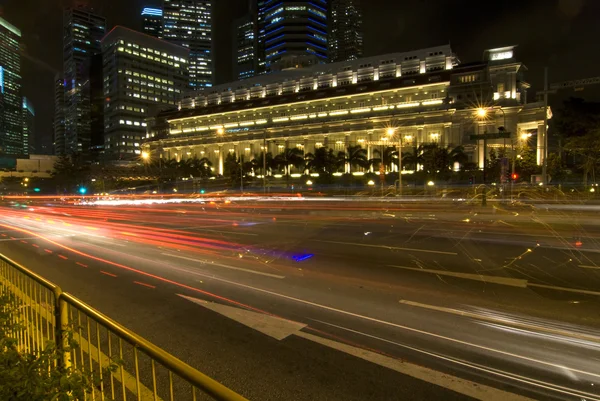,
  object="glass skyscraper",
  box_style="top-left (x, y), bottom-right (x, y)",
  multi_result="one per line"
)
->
top-left (258, 0), bottom-right (328, 71)
top-left (234, 13), bottom-right (257, 80)
top-left (22, 97), bottom-right (34, 154)
top-left (328, 0), bottom-right (362, 62)
top-left (142, 7), bottom-right (163, 38)
top-left (62, 7), bottom-right (105, 156)
top-left (0, 16), bottom-right (22, 156)
top-left (53, 74), bottom-right (66, 156)
top-left (162, 0), bottom-right (212, 89)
